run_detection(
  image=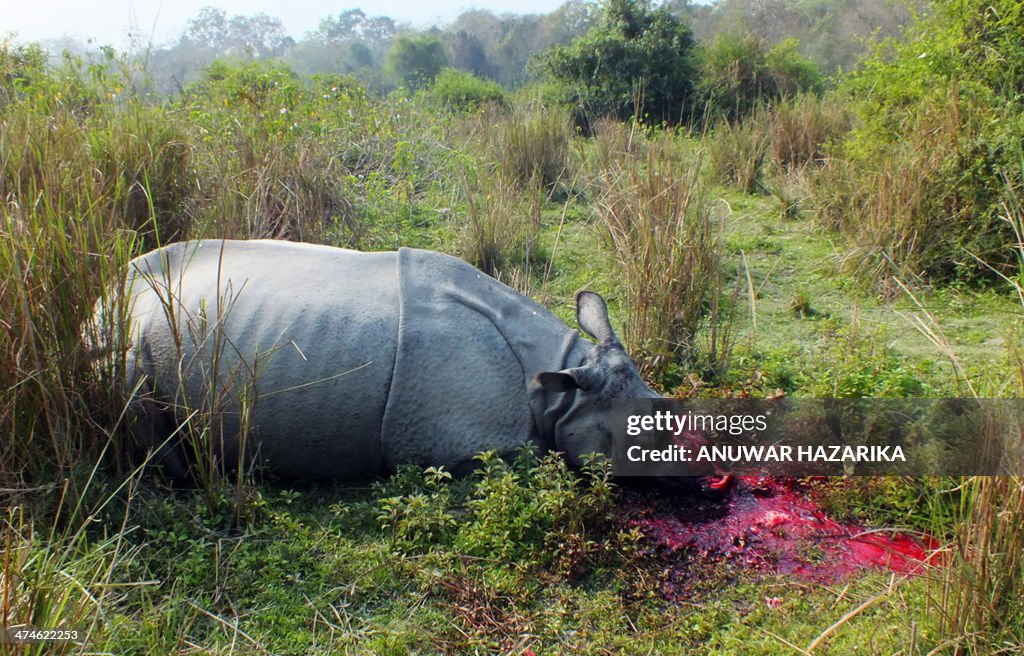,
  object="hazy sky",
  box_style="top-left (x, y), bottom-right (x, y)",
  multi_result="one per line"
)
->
top-left (5, 0), bottom-right (571, 47)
